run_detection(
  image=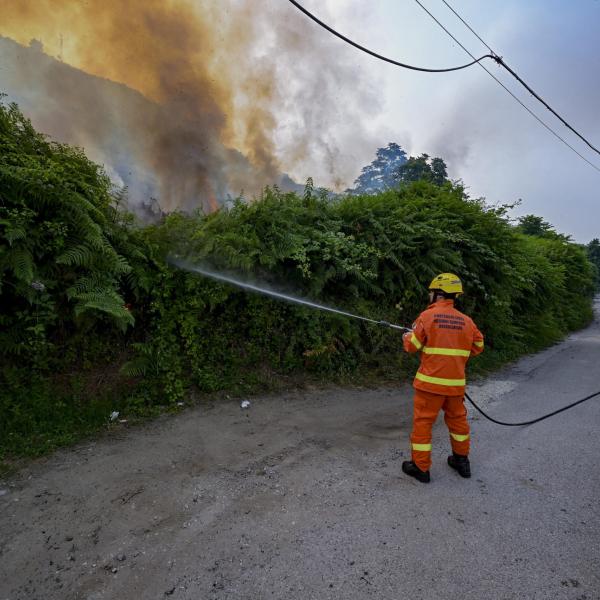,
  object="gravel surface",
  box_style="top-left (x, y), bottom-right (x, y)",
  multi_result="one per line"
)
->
top-left (1, 299), bottom-right (599, 600)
